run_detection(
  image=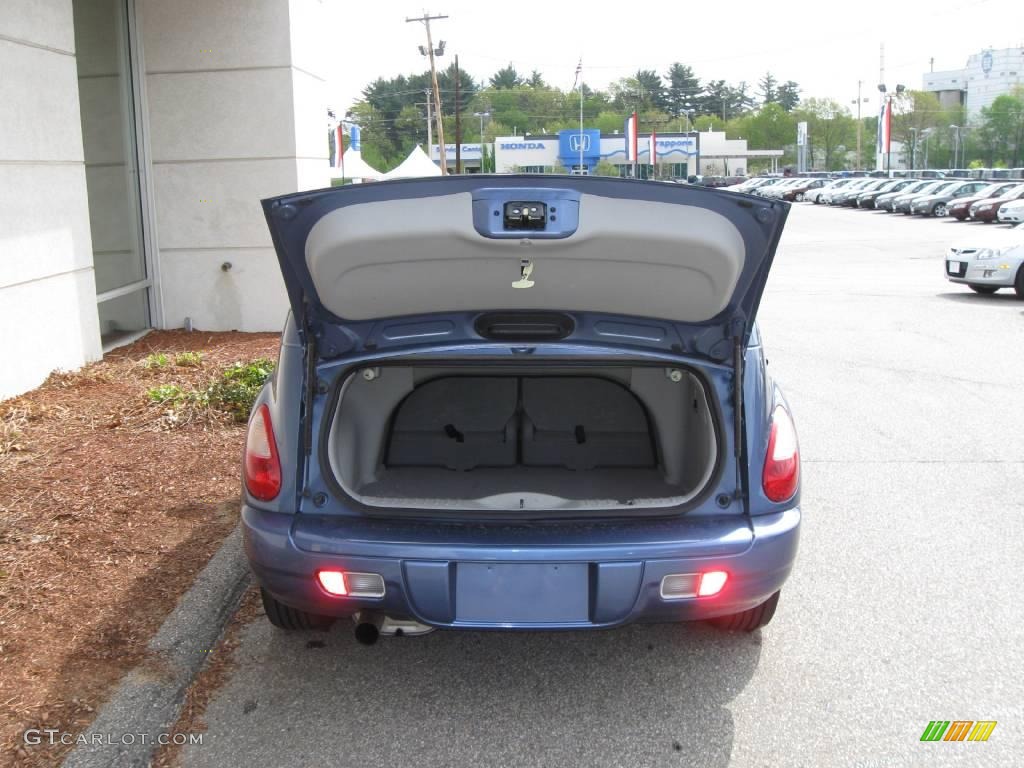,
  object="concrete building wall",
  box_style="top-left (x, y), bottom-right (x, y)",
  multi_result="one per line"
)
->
top-left (139, 0), bottom-right (328, 333)
top-left (0, 0), bottom-right (102, 400)
top-left (924, 48), bottom-right (1024, 120)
